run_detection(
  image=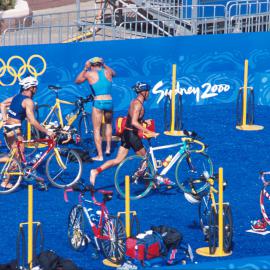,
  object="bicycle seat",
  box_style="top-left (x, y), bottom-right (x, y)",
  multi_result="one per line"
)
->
top-left (98, 189), bottom-right (113, 196)
top-left (48, 85), bottom-right (62, 91)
